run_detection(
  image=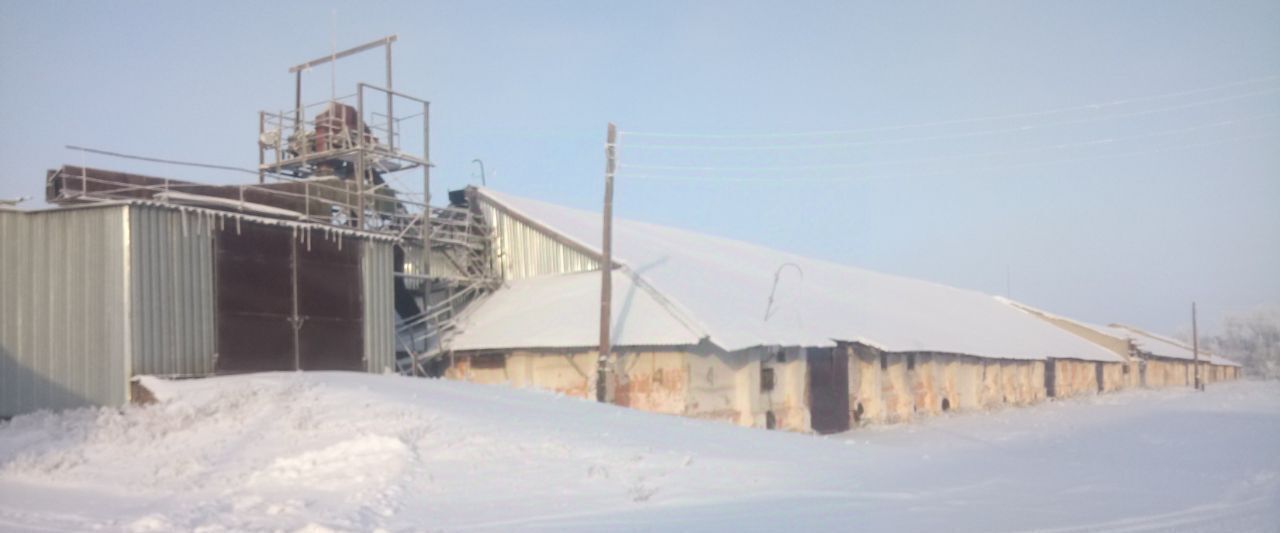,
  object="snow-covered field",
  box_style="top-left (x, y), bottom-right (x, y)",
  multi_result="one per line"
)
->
top-left (1, 373), bottom-right (1277, 532)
